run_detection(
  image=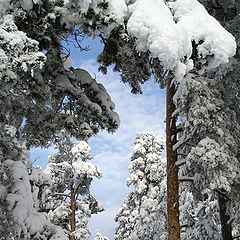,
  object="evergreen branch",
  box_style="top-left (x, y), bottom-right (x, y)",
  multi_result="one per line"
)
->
top-left (177, 152), bottom-right (188, 157)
